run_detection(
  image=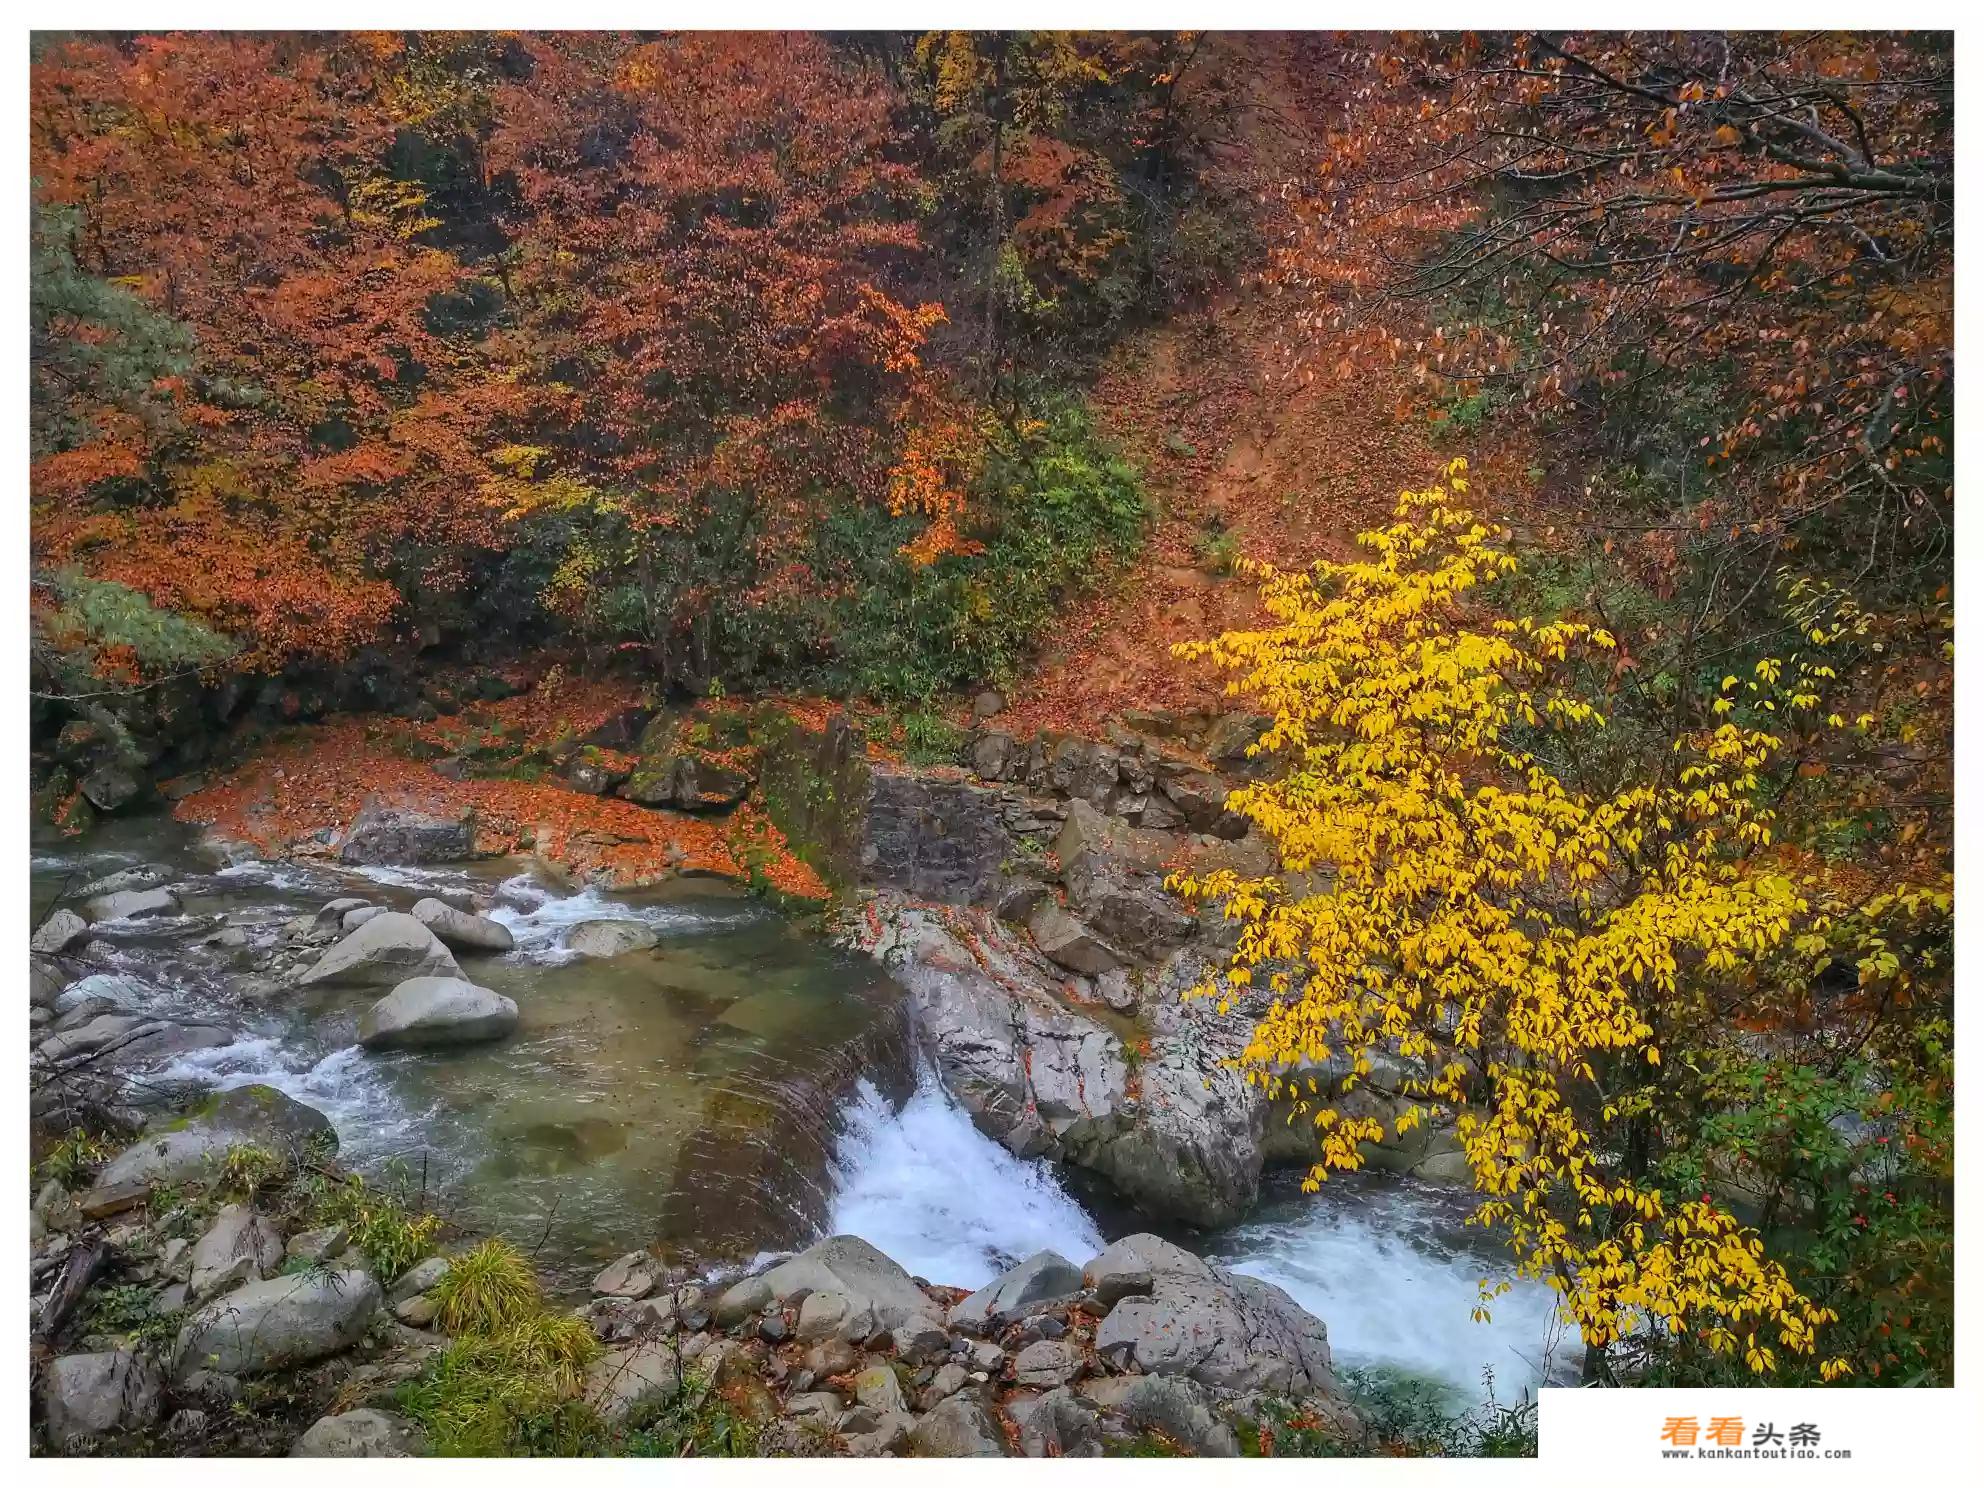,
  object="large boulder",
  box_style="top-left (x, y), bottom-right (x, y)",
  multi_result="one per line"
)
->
top-left (80, 762), bottom-right (148, 813)
top-left (949, 1250), bottom-right (1085, 1332)
top-left (89, 1085), bottom-right (336, 1194)
top-left (757, 1235), bottom-right (944, 1338)
top-left (867, 904), bottom-right (1128, 1164)
top-left (298, 913), bottom-right (460, 988)
top-left (358, 976), bottom-right (518, 1050)
top-left (622, 755), bottom-right (752, 812)
top-left (339, 800), bottom-right (475, 865)
top-left (173, 1269), bottom-right (381, 1378)
top-left (566, 920), bottom-right (659, 959)
top-left (1014, 1386), bottom-right (1105, 1457)
top-left (1087, 1233), bottom-right (1334, 1398)
top-left (291, 1408), bottom-right (426, 1457)
top-left (39, 1349), bottom-right (163, 1446)
top-left (410, 898), bottom-right (514, 954)
top-left (862, 770), bottom-right (1021, 906)
top-left (1026, 901), bottom-right (1121, 976)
